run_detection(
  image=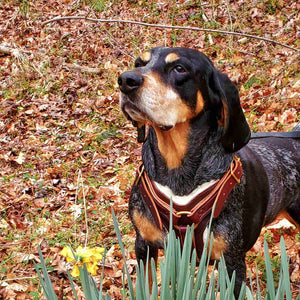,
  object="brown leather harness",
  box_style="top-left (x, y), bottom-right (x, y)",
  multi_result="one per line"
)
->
top-left (134, 156), bottom-right (243, 260)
